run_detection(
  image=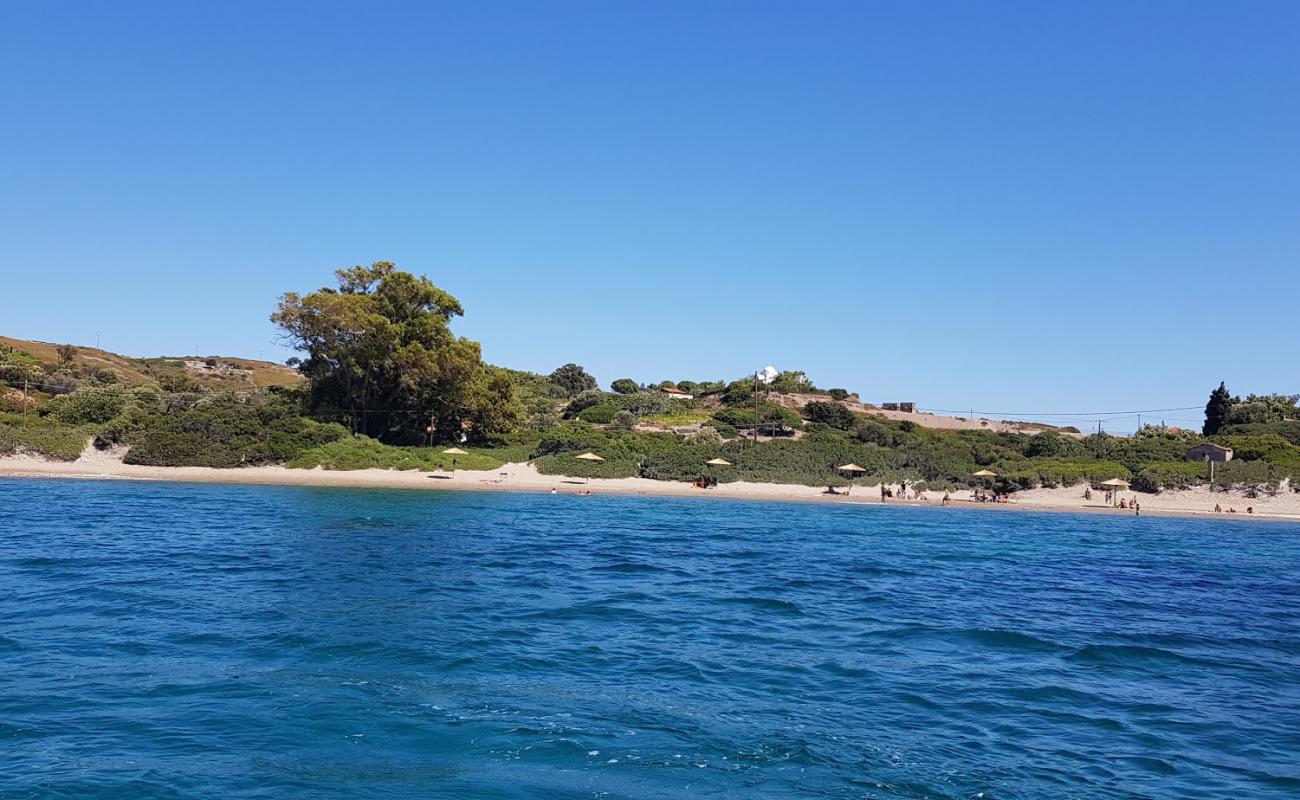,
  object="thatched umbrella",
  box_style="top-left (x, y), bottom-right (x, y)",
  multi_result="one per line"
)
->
top-left (838, 463), bottom-right (867, 493)
top-left (575, 451), bottom-right (604, 484)
top-left (972, 469), bottom-right (998, 497)
top-left (1099, 477), bottom-right (1130, 506)
top-left (442, 447), bottom-right (469, 476)
top-left (705, 458), bottom-right (732, 466)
